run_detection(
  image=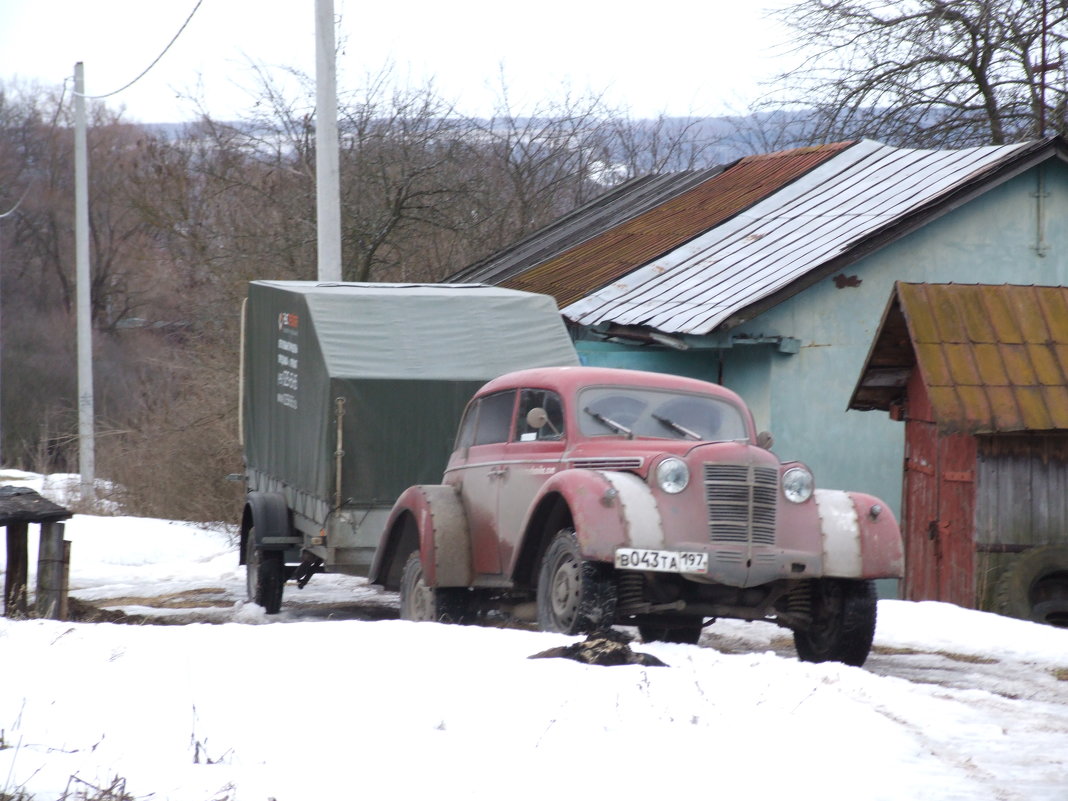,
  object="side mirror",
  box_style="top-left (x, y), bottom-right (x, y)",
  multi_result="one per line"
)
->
top-left (757, 431), bottom-right (774, 450)
top-left (527, 408), bottom-right (549, 429)
top-left (526, 407), bottom-right (560, 437)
